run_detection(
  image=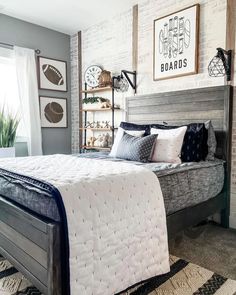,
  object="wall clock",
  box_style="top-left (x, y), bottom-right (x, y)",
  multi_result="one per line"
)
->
top-left (85, 65), bottom-right (102, 88)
